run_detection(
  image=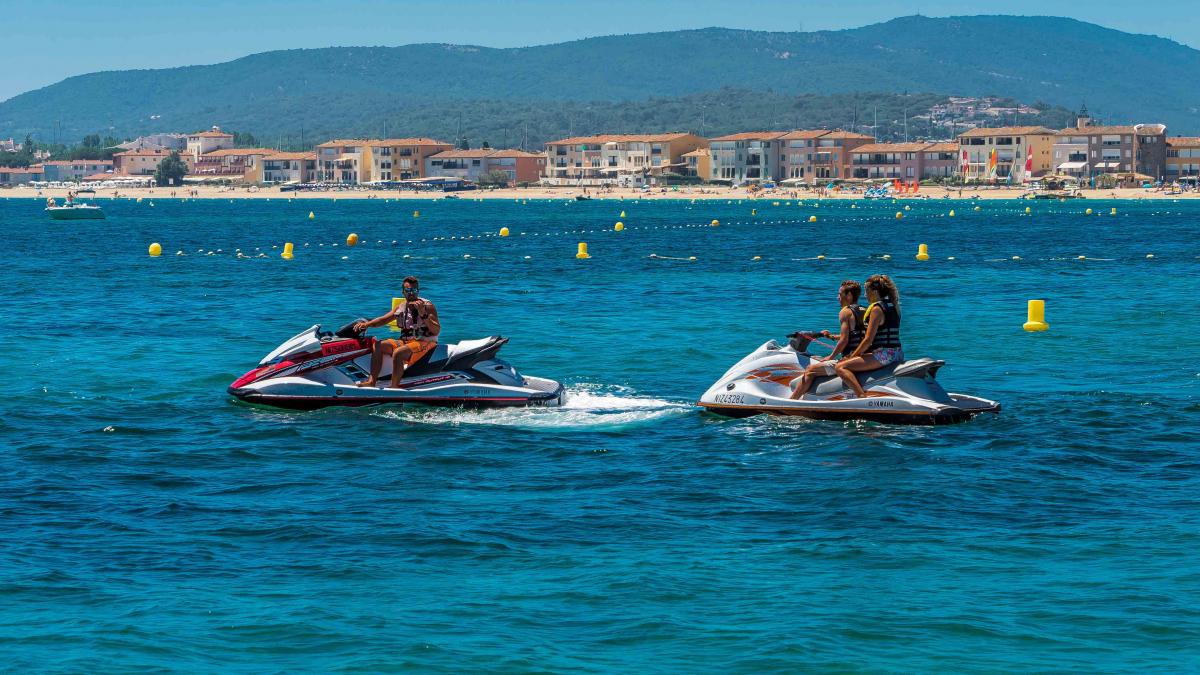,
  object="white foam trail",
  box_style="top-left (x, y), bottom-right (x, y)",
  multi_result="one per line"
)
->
top-left (373, 384), bottom-right (688, 430)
